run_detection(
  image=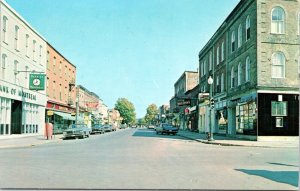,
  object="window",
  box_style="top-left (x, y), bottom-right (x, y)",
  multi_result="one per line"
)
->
top-left (246, 57), bottom-right (250, 81)
top-left (15, 26), bottom-right (19, 50)
top-left (231, 31), bottom-right (235, 52)
top-left (216, 46), bottom-right (219, 65)
top-left (39, 45), bottom-right (42, 64)
top-left (221, 42), bottom-right (224, 61)
top-left (271, 101), bottom-right (287, 116)
top-left (25, 66), bottom-right (29, 79)
top-left (204, 59), bottom-right (207, 75)
top-left (53, 57), bottom-right (56, 73)
top-left (271, 52), bottom-right (285, 78)
top-left (216, 75), bottom-right (220, 93)
top-left (200, 62), bottom-right (203, 76)
top-left (238, 24), bottom-right (242, 48)
top-left (246, 16), bottom-right (250, 40)
top-left (298, 13), bottom-right (300, 35)
top-left (59, 61), bottom-right (62, 76)
top-left (33, 40), bottom-right (36, 61)
top-left (231, 67), bottom-right (235, 88)
top-left (221, 73), bottom-right (224, 92)
top-left (2, 16), bottom-right (8, 43)
top-left (209, 51), bottom-right (212, 70)
top-left (1, 54), bottom-right (6, 80)
top-left (47, 51), bottom-right (50, 69)
top-left (14, 60), bottom-right (18, 83)
top-left (271, 7), bottom-right (285, 34)
top-left (238, 62), bottom-right (242, 85)
top-left (26, 34), bottom-right (29, 57)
